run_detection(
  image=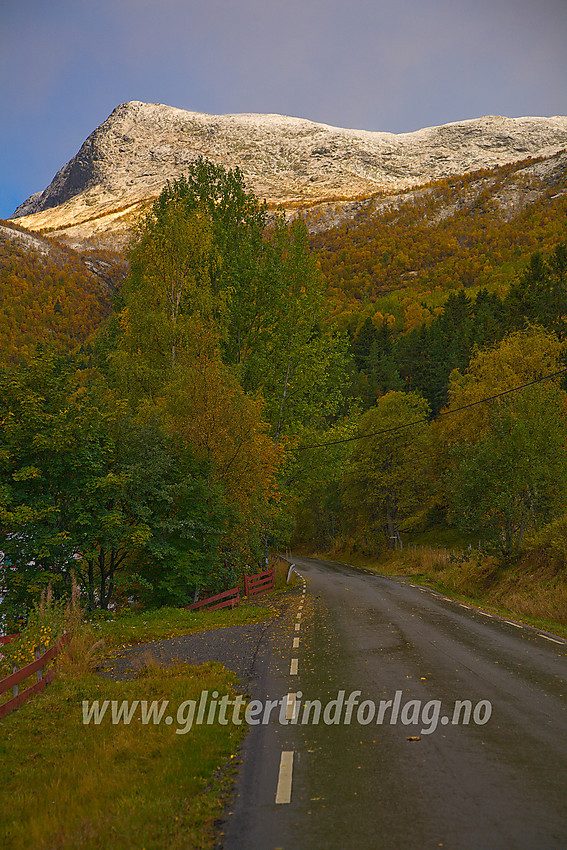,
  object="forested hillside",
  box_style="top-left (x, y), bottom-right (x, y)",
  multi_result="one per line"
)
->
top-left (2, 154), bottom-right (567, 626)
top-left (312, 150), bottom-right (567, 329)
top-left (0, 222), bottom-right (124, 363)
top-left (349, 244), bottom-right (567, 413)
top-left (0, 161), bottom-right (351, 624)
